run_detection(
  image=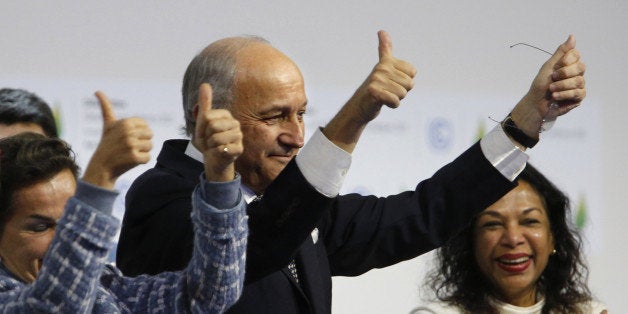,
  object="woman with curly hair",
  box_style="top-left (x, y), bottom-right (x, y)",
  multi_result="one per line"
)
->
top-left (412, 164), bottom-right (606, 313)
